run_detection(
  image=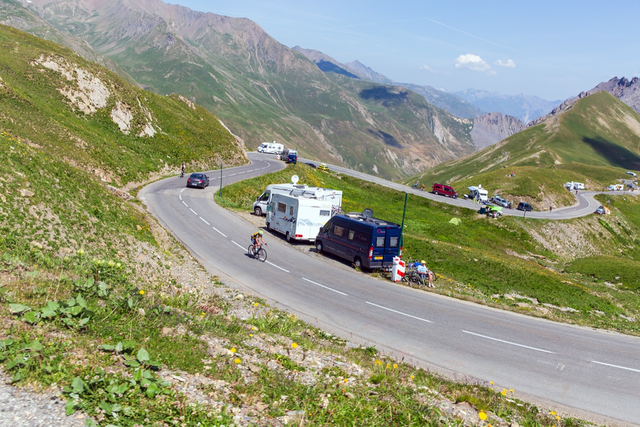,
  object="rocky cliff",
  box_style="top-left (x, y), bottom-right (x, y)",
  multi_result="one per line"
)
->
top-left (471, 112), bottom-right (525, 149)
